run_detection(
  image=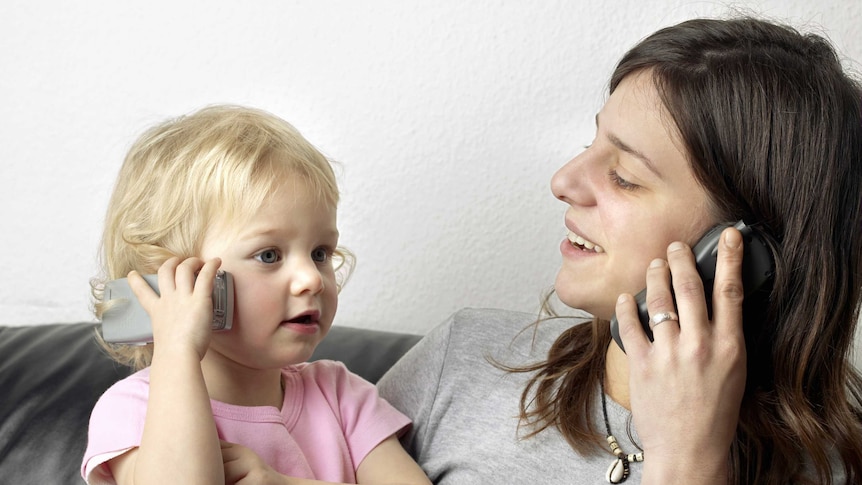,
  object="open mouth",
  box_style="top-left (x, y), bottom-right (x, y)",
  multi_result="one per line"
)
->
top-left (284, 311), bottom-right (320, 325)
top-left (567, 231), bottom-right (604, 253)
top-left (289, 315), bottom-right (314, 324)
